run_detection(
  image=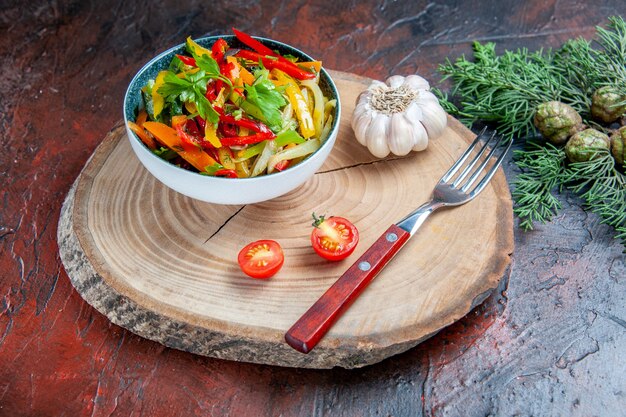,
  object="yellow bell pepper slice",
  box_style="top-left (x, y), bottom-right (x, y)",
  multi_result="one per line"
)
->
top-left (298, 61), bottom-right (322, 74)
top-left (226, 56), bottom-right (255, 105)
top-left (218, 148), bottom-right (235, 169)
top-left (300, 79), bottom-right (325, 138)
top-left (151, 71), bottom-right (168, 118)
top-left (184, 101), bottom-right (198, 115)
top-left (235, 160), bottom-right (251, 178)
top-left (204, 121), bottom-right (222, 148)
top-left (186, 37), bottom-right (212, 57)
top-left (177, 68), bottom-right (199, 78)
top-left (273, 70), bottom-right (315, 139)
top-left (227, 56), bottom-right (255, 86)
